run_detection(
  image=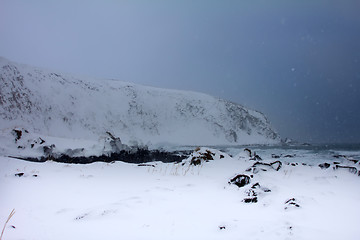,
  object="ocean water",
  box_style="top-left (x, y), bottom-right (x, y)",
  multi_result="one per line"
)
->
top-left (215, 144), bottom-right (360, 165)
top-left (172, 143), bottom-right (360, 157)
